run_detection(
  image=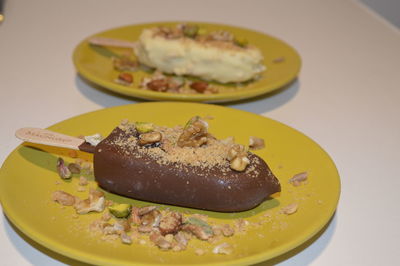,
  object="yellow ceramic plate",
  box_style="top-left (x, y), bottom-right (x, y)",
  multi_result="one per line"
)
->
top-left (0, 103), bottom-right (339, 265)
top-left (72, 22), bottom-right (301, 103)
